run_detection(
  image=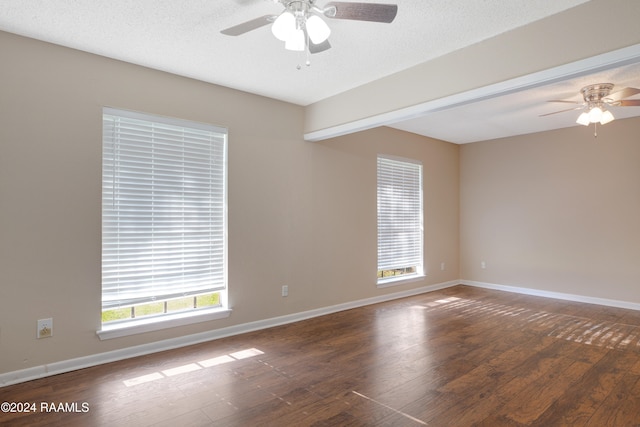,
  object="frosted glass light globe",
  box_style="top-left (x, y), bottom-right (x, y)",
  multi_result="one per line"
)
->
top-left (272, 12), bottom-right (296, 41)
top-left (306, 15), bottom-right (331, 44)
top-left (588, 106), bottom-right (603, 123)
